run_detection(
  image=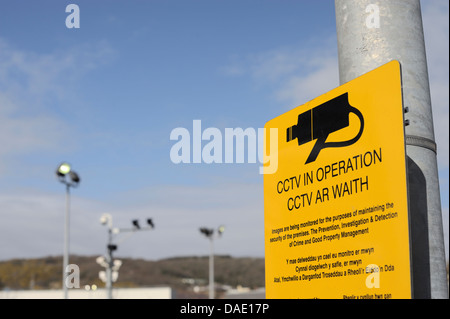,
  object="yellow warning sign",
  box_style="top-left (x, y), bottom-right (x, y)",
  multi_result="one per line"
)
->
top-left (264, 61), bottom-right (411, 299)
